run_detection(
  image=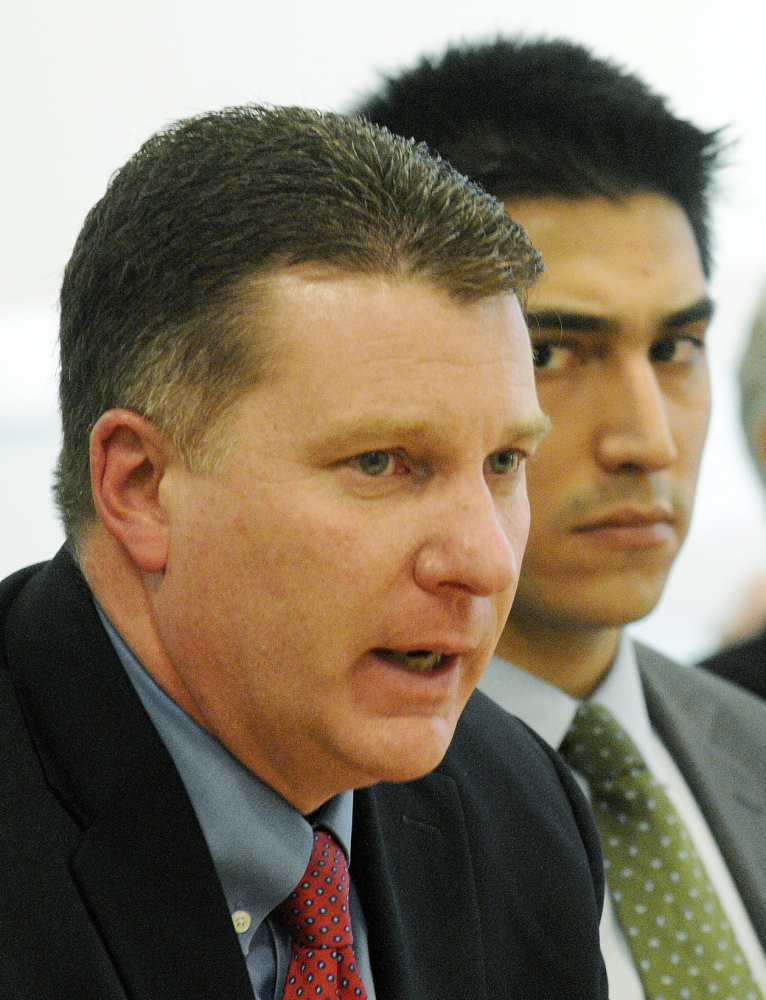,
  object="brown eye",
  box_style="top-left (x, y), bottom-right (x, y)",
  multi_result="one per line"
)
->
top-left (531, 340), bottom-right (575, 371)
top-left (532, 343), bottom-right (554, 367)
top-left (650, 337), bottom-right (679, 362)
top-left (650, 336), bottom-right (705, 365)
